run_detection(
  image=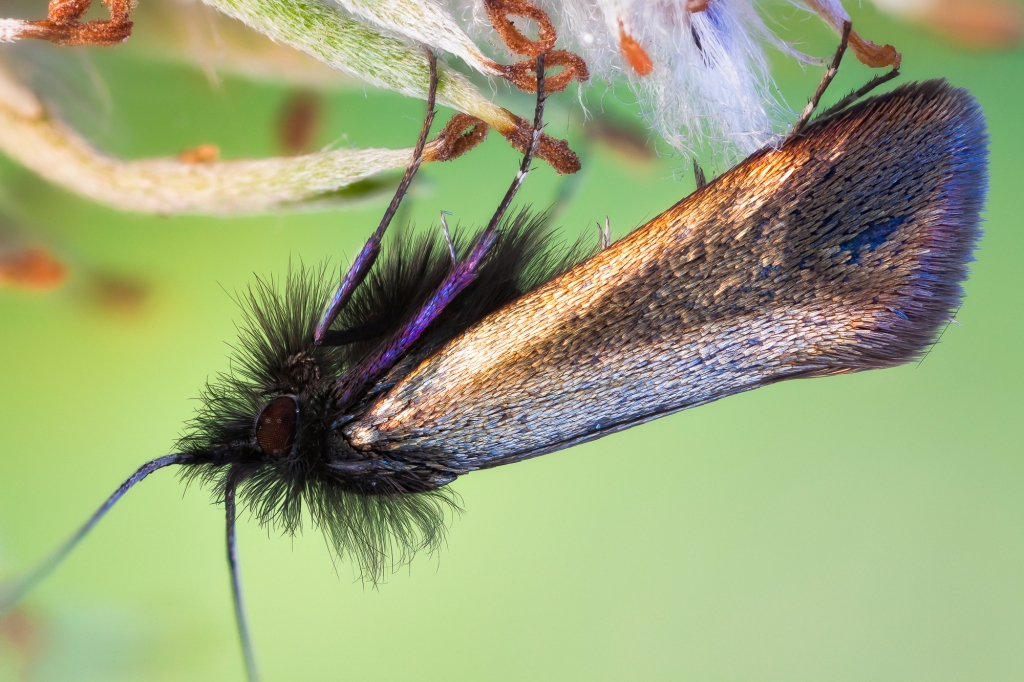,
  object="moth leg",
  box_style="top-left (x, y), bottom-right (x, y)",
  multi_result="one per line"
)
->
top-left (319, 319), bottom-right (390, 346)
top-left (314, 49), bottom-right (440, 345)
top-left (598, 217), bottom-right (612, 250)
top-left (693, 160), bottom-right (707, 190)
top-left (791, 21), bottom-right (852, 136)
top-left (225, 476), bottom-right (260, 682)
top-left (330, 53), bottom-right (549, 413)
top-left (817, 68), bottom-right (901, 120)
top-left (439, 211), bottom-right (457, 264)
